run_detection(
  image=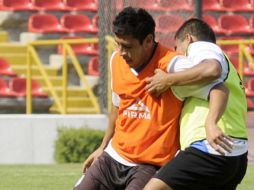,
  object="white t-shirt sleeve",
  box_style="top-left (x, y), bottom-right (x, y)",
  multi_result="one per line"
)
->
top-left (169, 42), bottom-right (228, 100)
top-left (112, 91), bottom-right (120, 107)
top-left (110, 51), bottom-right (121, 107)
